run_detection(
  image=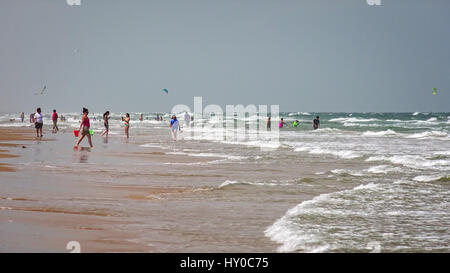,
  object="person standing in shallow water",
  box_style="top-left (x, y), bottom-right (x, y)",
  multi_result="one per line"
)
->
top-left (20, 112), bottom-right (24, 122)
top-left (122, 113), bottom-right (130, 139)
top-left (279, 118), bottom-right (287, 128)
top-left (74, 108), bottom-right (93, 149)
top-left (101, 111), bottom-right (110, 137)
top-left (52, 109), bottom-right (59, 133)
top-left (313, 116), bottom-right (320, 130)
top-left (170, 115), bottom-right (180, 141)
top-left (34, 108), bottom-right (43, 138)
